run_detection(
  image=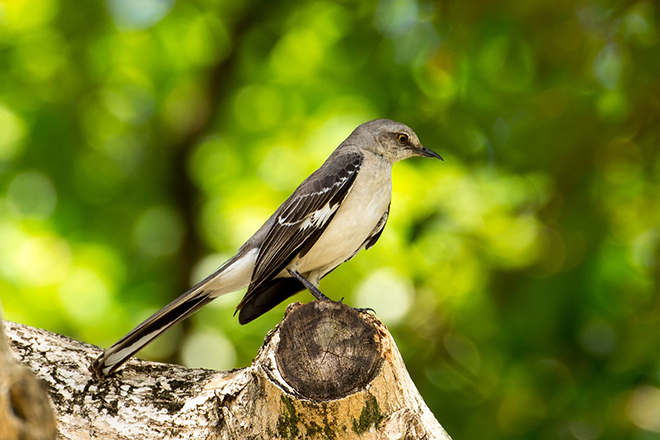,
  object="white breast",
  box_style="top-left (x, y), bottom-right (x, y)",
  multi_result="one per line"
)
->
top-left (294, 155), bottom-right (392, 280)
